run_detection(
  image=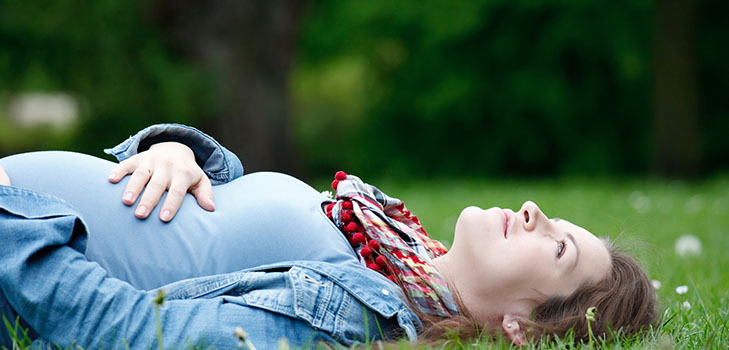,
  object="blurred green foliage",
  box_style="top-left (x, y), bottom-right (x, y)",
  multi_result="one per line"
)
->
top-left (0, 0), bottom-right (213, 155)
top-left (0, 0), bottom-right (727, 177)
top-left (295, 1), bottom-right (656, 177)
top-left (293, 0), bottom-right (727, 177)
